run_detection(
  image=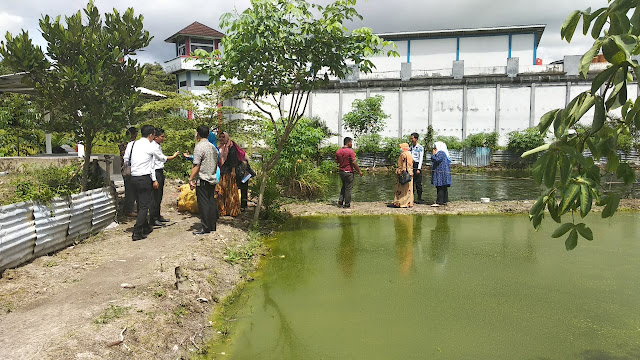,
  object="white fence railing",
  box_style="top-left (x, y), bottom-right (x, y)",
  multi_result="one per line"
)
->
top-left (0, 187), bottom-right (116, 272)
